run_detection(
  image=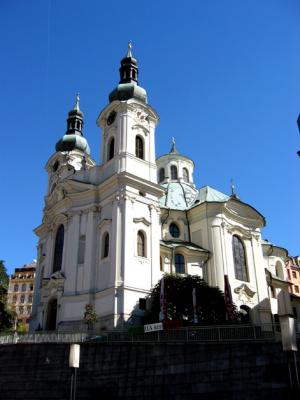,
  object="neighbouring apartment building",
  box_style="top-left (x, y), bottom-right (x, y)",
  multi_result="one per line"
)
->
top-left (7, 262), bottom-right (36, 330)
top-left (285, 256), bottom-right (300, 296)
